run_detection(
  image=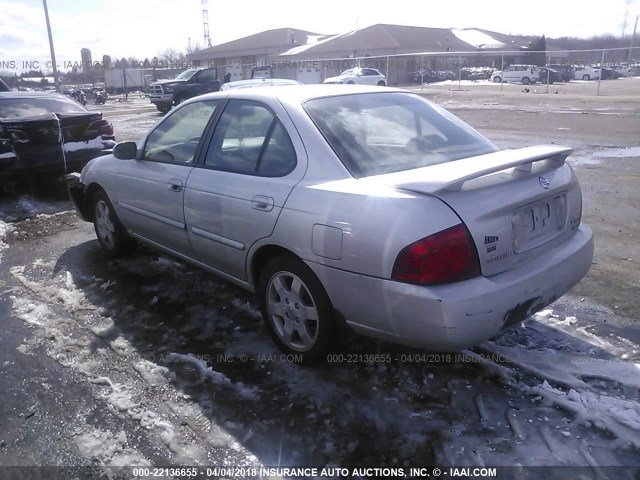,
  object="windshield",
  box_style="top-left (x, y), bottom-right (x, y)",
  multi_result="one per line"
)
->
top-left (304, 92), bottom-right (498, 178)
top-left (0, 96), bottom-right (87, 118)
top-left (175, 69), bottom-right (199, 81)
